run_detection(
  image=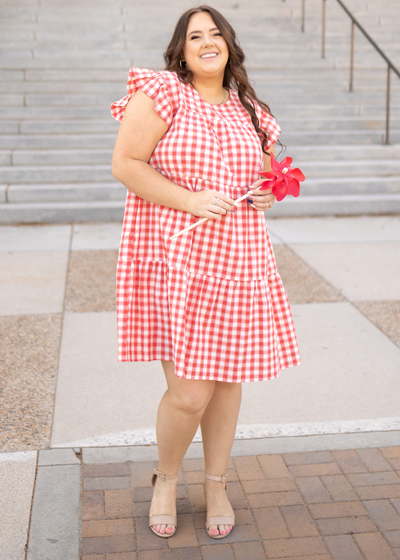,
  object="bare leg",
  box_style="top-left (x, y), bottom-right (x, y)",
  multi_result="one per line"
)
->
top-left (201, 381), bottom-right (242, 537)
top-left (150, 360), bottom-right (215, 536)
